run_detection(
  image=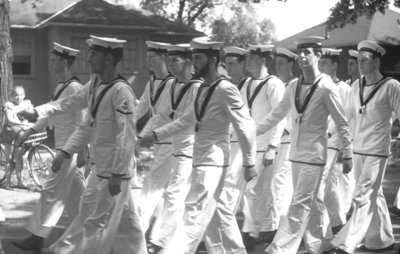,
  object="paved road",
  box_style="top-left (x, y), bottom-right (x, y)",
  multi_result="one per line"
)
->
top-left (1, 165), bottom-right (400, 253)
